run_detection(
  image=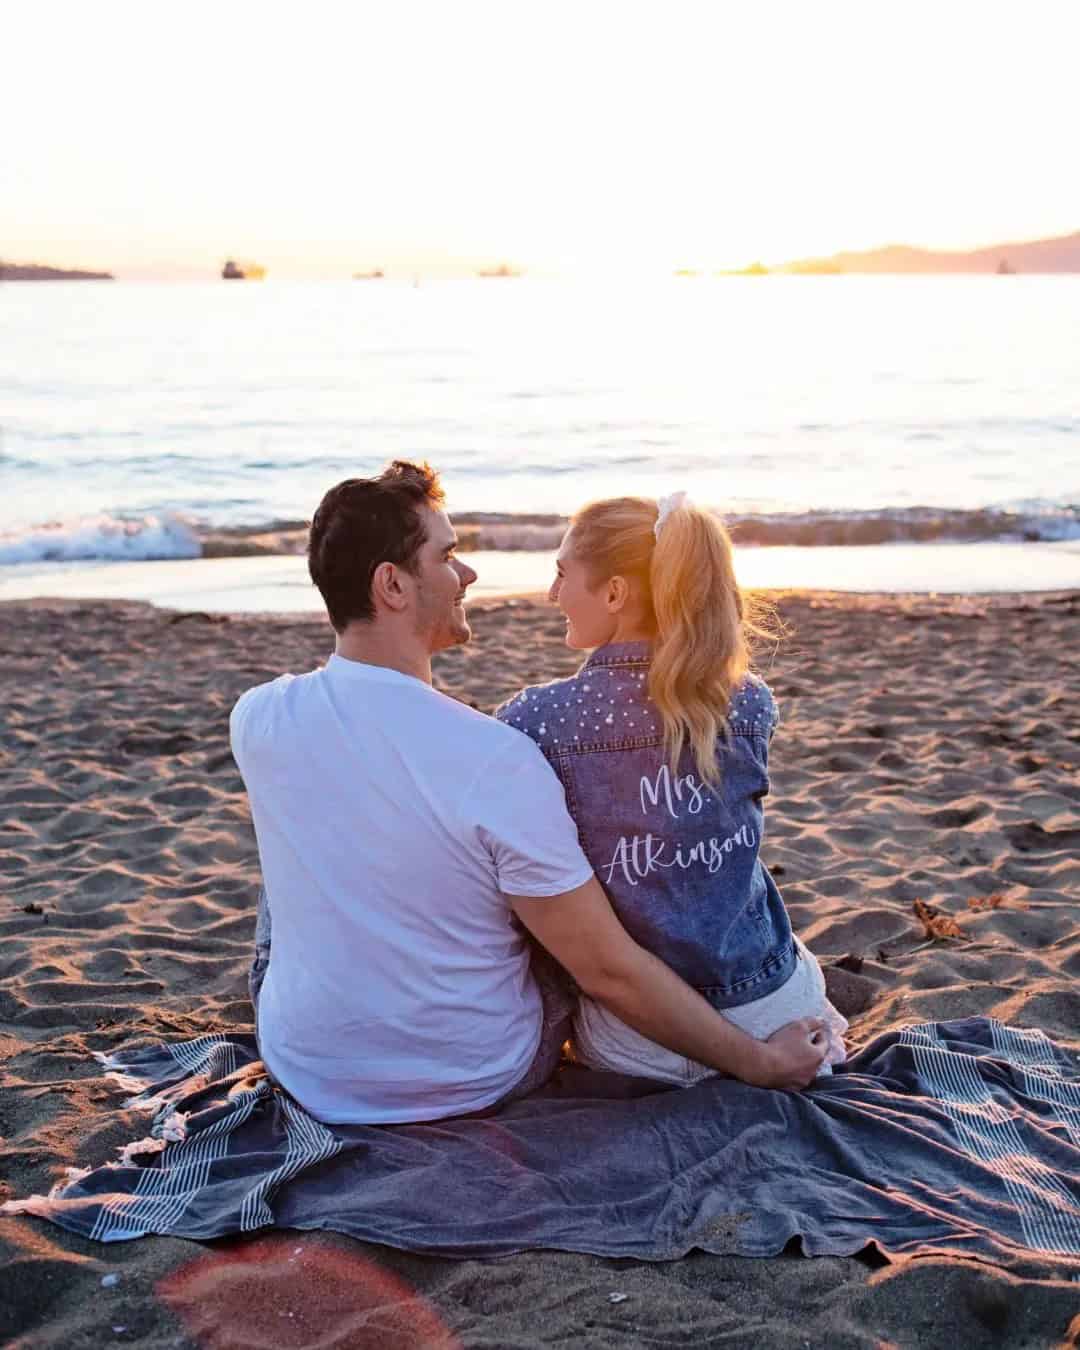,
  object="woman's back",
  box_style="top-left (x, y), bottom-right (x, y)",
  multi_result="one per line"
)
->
top-left (497, 639), bottom-right (796, 1011)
